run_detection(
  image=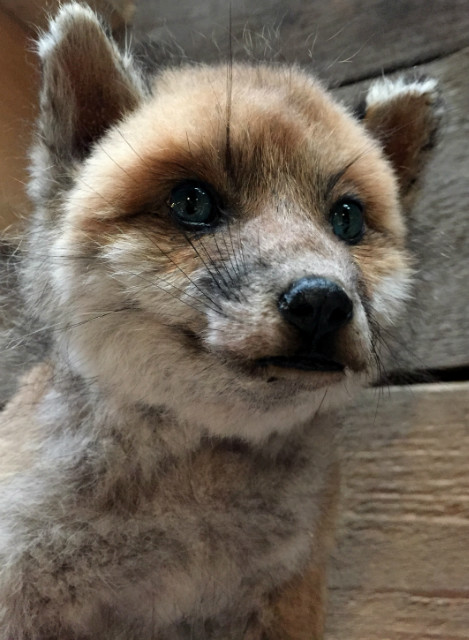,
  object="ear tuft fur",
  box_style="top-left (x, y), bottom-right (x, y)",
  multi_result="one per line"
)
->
top-left (30, 2), bottom-right (145, 203)
top-left (365, 75), bottom-right (440, 110)
top-left (362, 73), bottom-right (443, 208)
top-left (37, 3), bottom-right (99, 59)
